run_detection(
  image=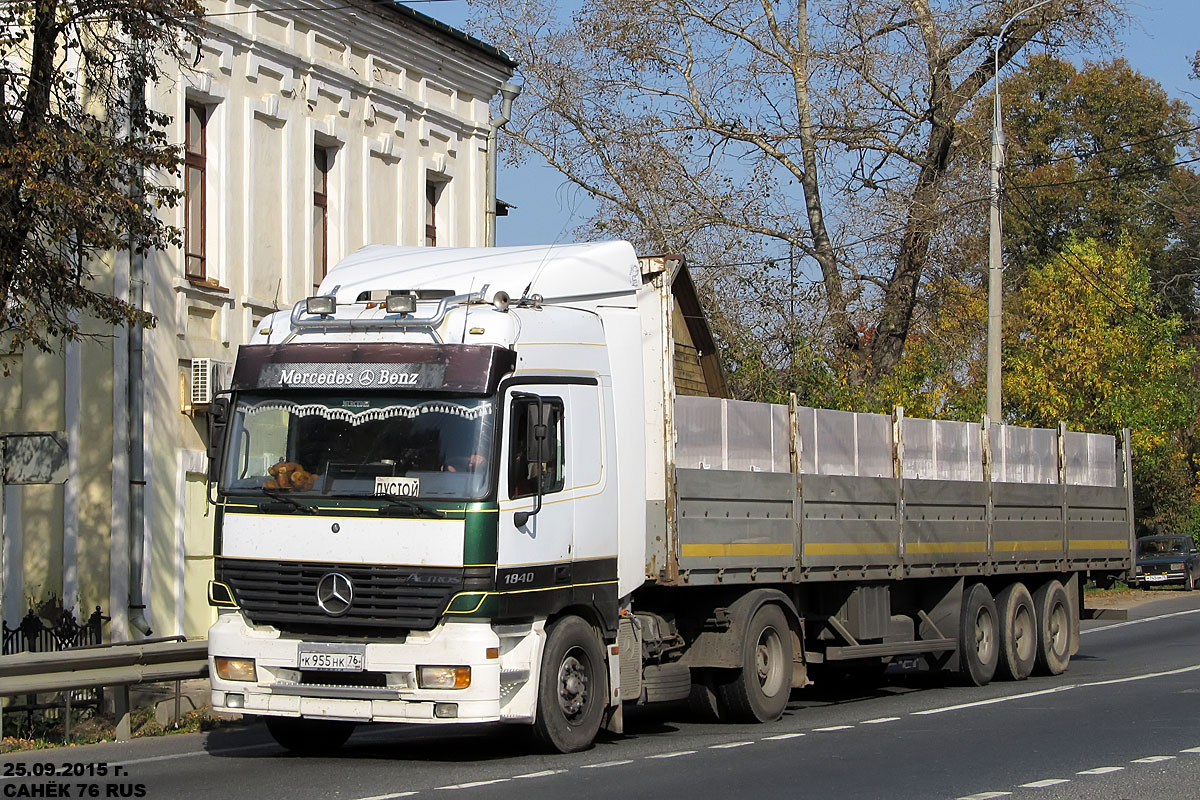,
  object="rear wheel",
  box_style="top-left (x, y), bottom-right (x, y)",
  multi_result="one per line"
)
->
top-left (265, 717), bottom-right (356, 755)
top-left (958, 583), bottom-right (999, 686)
top-left (714, 604), bottom-right (792, 723)
top-left (533, 616), bottom-right (607, 753)
top-left (1032, 580), bottom-right (1071, 676)
top-left (995, 582), bottom-right (1036, 681)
